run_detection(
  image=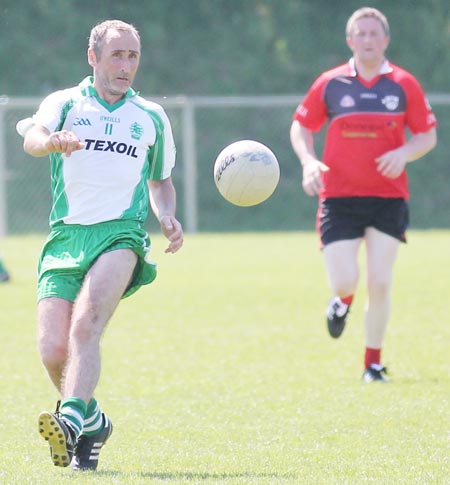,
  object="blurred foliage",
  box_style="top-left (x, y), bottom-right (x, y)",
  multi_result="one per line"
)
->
top-left (0, 0), bottom-right (449, 96)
